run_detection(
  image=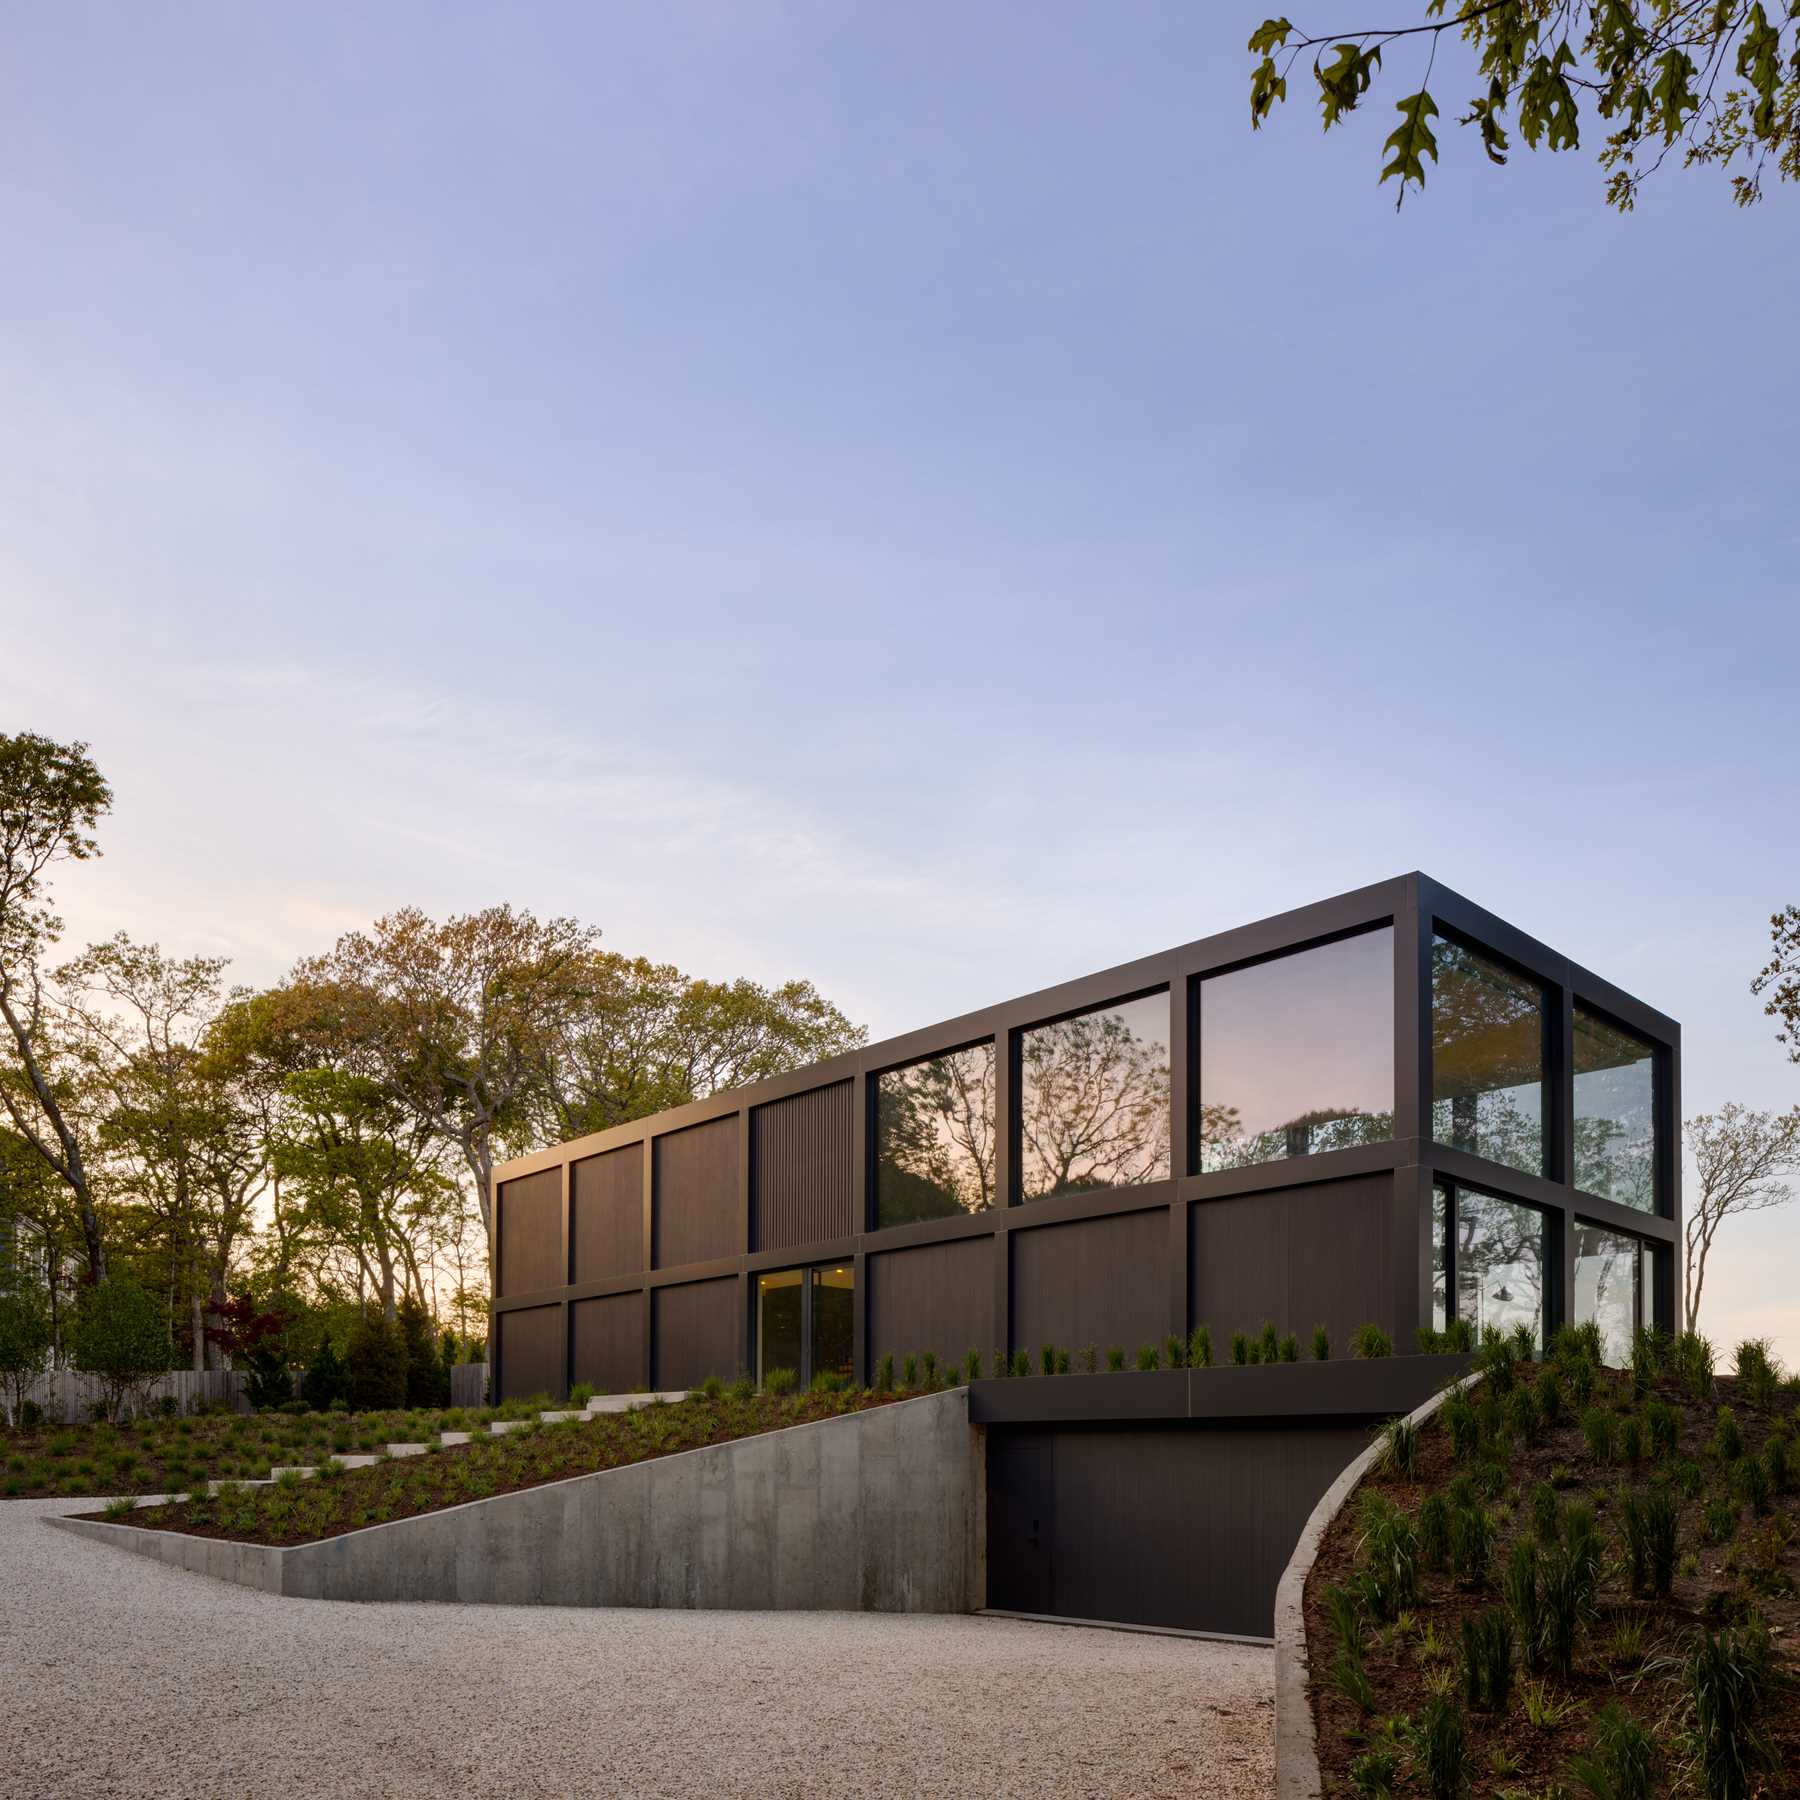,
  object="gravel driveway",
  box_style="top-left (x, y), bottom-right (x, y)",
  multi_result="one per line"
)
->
top-left (4, 1498), bottom-right (1273, 1798)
